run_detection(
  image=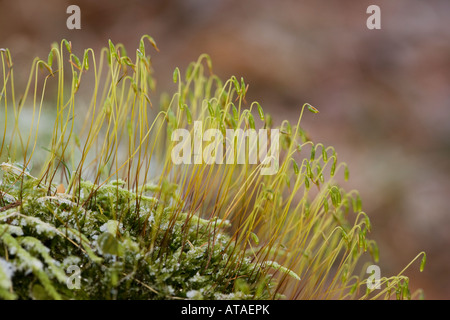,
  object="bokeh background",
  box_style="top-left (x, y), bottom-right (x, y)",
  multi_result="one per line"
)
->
top-left (1, 0), bottom-right (449, 299)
